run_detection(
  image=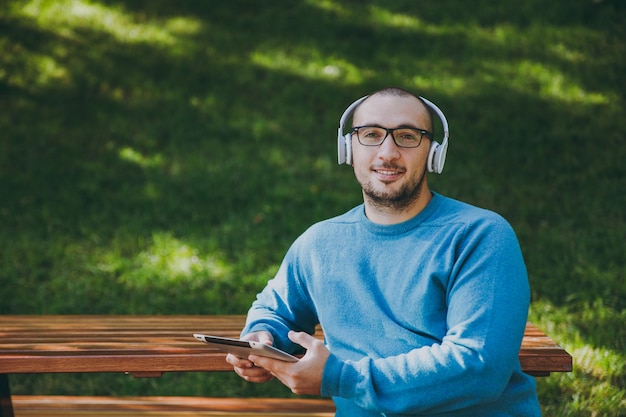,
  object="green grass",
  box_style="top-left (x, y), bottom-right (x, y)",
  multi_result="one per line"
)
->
top-left (1, 0), bottom-right (625, 415)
